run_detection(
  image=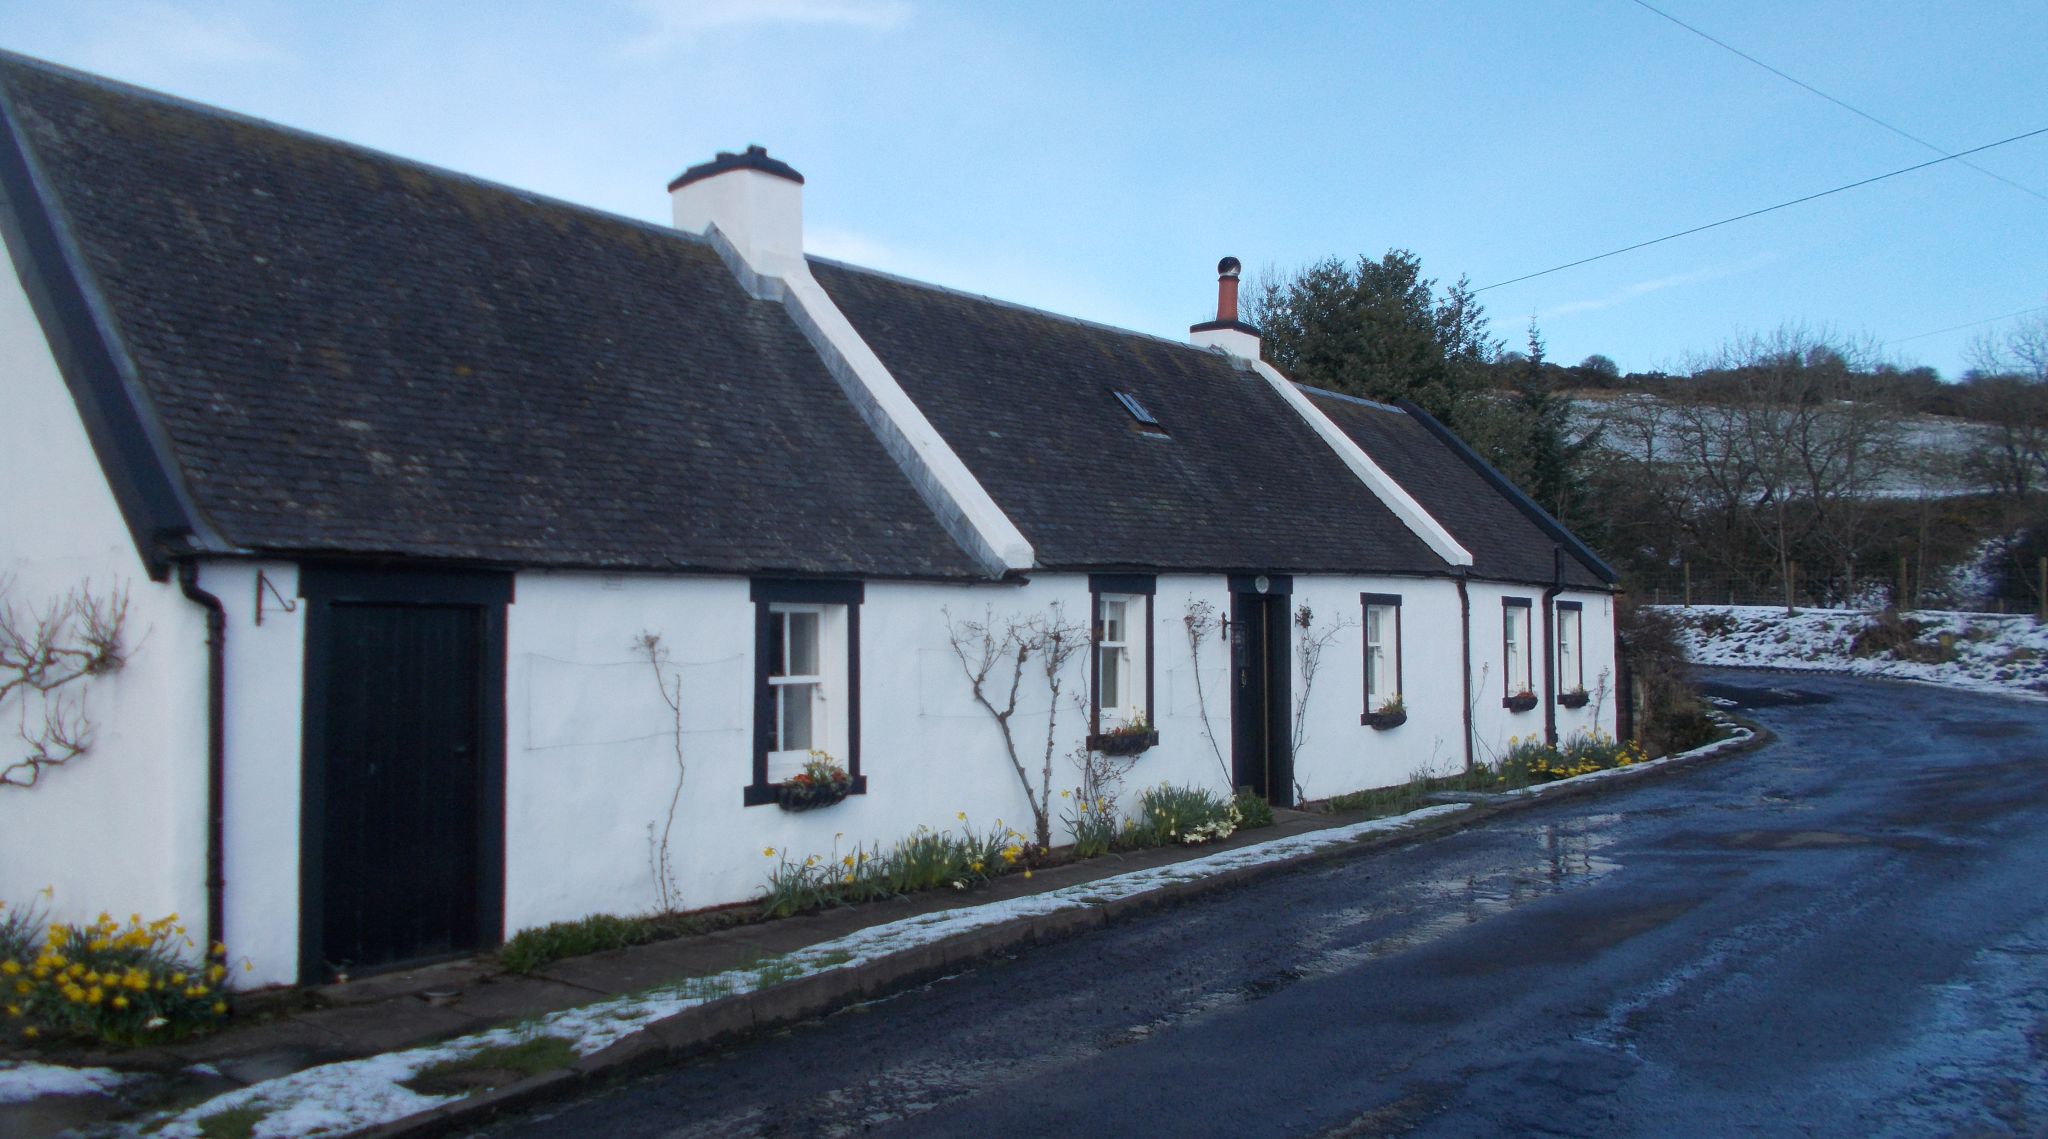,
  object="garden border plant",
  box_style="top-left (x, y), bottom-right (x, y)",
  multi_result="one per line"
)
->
top-left (1, 897), bottom-right (238, 1047)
